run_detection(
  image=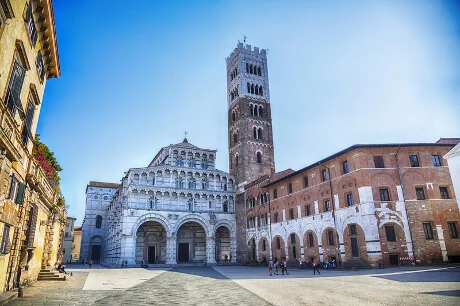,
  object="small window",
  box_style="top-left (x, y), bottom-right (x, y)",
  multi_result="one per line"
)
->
top-left (290, 233), bottom-right (296, 244)
top-left (385, 225), bottom-right (396, 241)
top-left (95, 215), bottom-right (102, 228)
top-left (256, 152), bottom-right (262, 163)
top-left (432, 155), bottom-right (441, 167)
top-left (409, 155), bottom-right (420, 167)
top-left (308, 233), bottom-right (314, 247)
top-left (303, 176), bottom-right (308, 188)
top-left (440, 187), bottom-right (449, 199)
top-left (273, 188), bottom-right (278, 199)
top-left (379, 188), bottom-right (390, 202)
top-left (342, 160), bottom-right (349, 174)
top-left (305, 204), bottom-right (311, 216)
top-left (327, 230), bottom-right (334, 246)
top-left (26, 3), bottom-right (38, 46)
top-left (423, 222), bottom-right (434, 239)
top-left (349, 224), bottom-right (357, 235)
top-left (262, 239), bottom-right (266, 251)
top-left (1, 225), bottom-right (11, 254)
top-left (235, 155), bottom-right (239, 166)
top-left (37, 51), bottom-right (45, 81)
top-left (288, 183), bottom-right (293, 194)
top-left (346, 193), bottom-right (354, 206)
top-left (448, 222), bottom-right (459, 239)
top-left (374, 156), bottom-right (385, 168)
top-left (289, 209), bottom-right (294, 220)
top-left (324, 200), bottom-right (331, 212)
top-left (277, 237), bottom-right (281, 249)
top-left (415, 187), bottom-right (426, 200)
top-left (274, 213), bottom-right (278, 223)
top-left (321, 169), bottom-right (328, 182)
top-left (233, 133), bottom-right (237, 144)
